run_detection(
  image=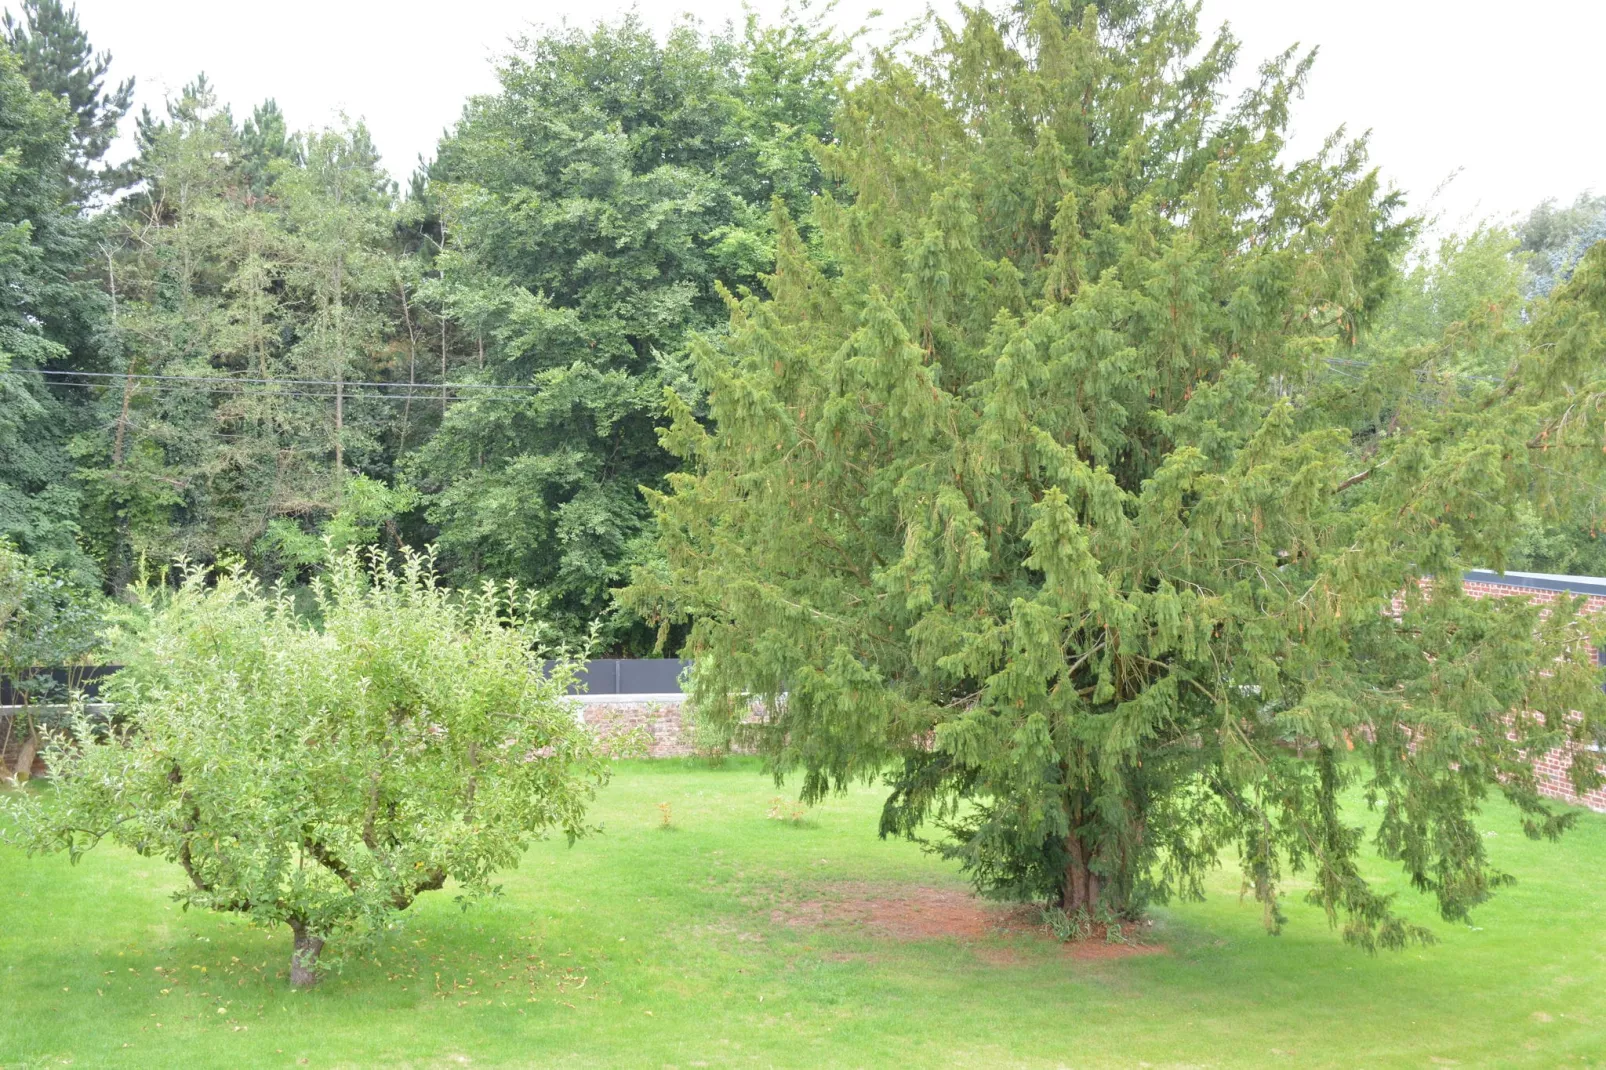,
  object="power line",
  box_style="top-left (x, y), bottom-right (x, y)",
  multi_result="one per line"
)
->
top-left (36, 378), bottom-right (510, 404)
top-left (22, 359), bottom-right (1504, 410)
top-left (37, 360), bottom-right (1502, 389)
top-left (33, 369), bottom-right (541, 392)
